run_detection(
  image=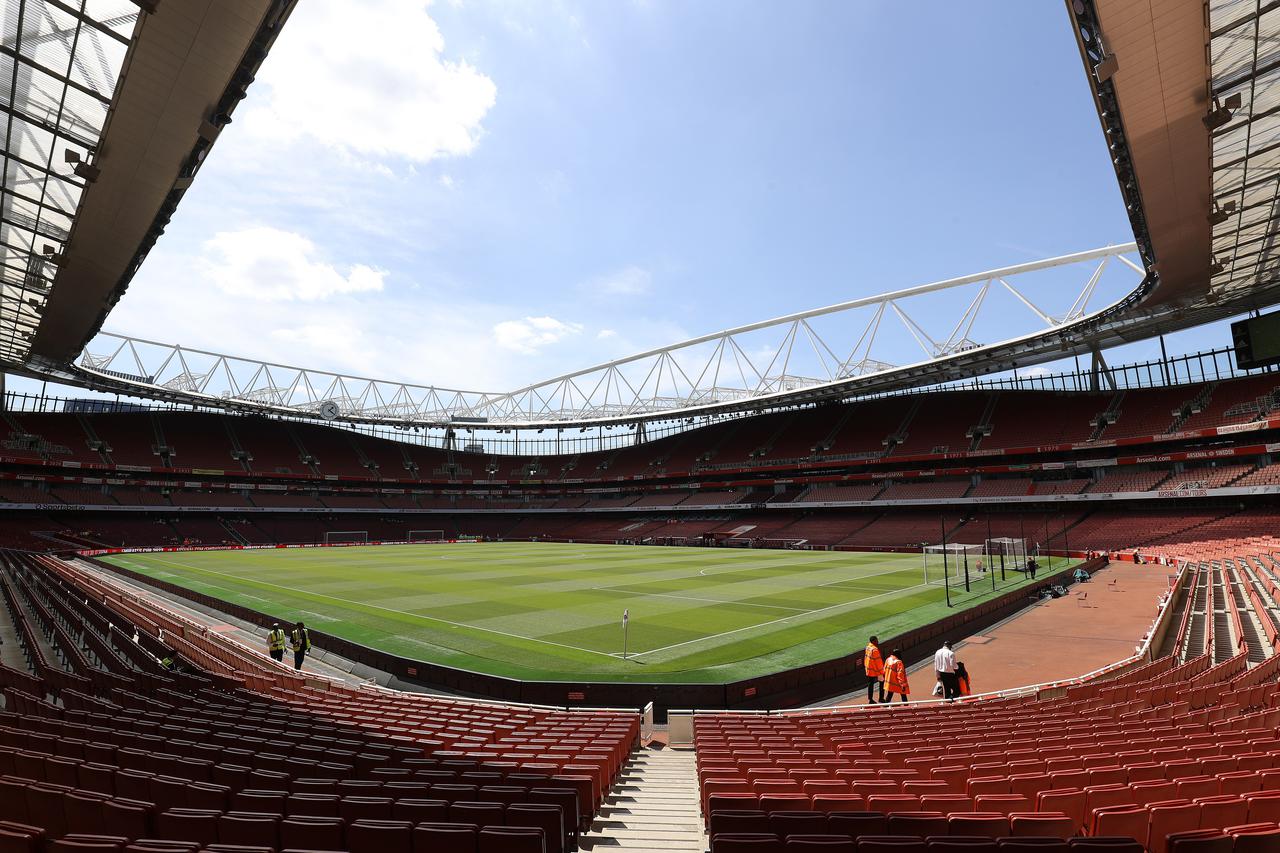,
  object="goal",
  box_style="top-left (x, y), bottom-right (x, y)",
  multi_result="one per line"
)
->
top-left (922, 543), bottom-right (984, 586)
top-left (985, 537), bottom-right (1029, 576)
top-left (407, 529), bottom-right (446, 543)
top-left (324, 530), bottom-right (368, 545)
